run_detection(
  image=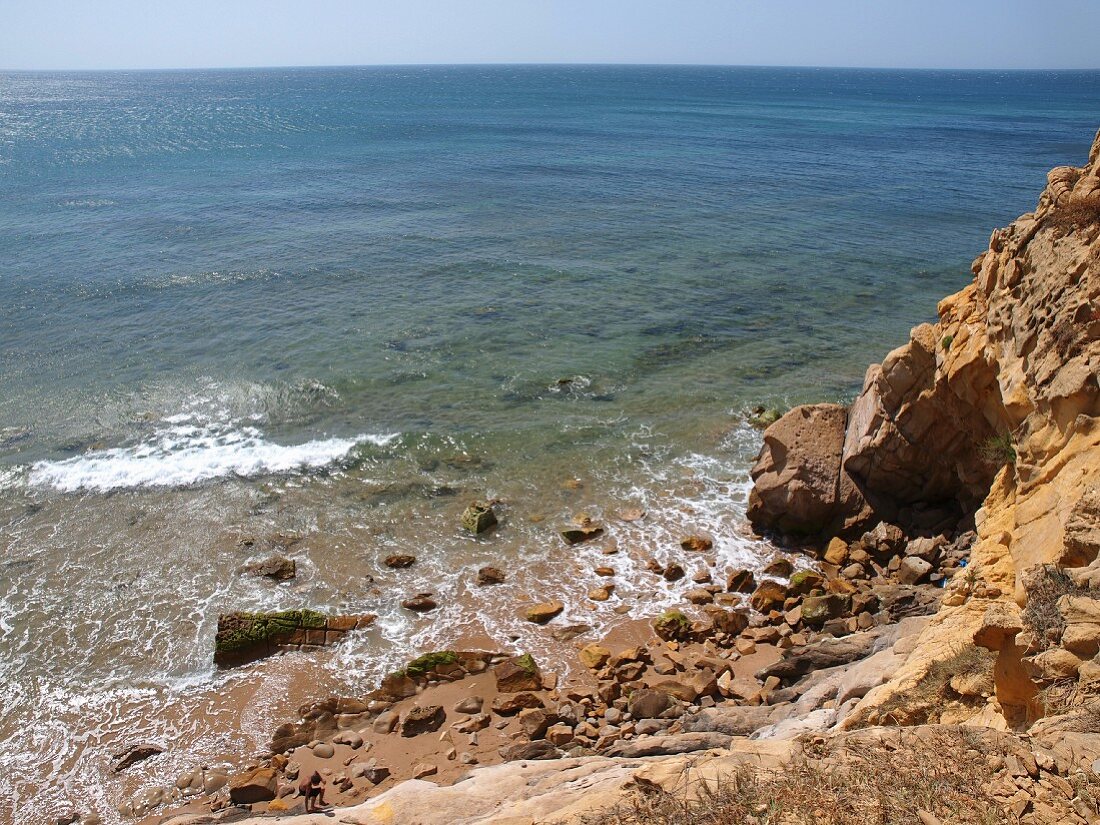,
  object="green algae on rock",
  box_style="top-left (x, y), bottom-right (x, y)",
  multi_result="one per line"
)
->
top-left (213, 609), bottom-right (374, 668)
